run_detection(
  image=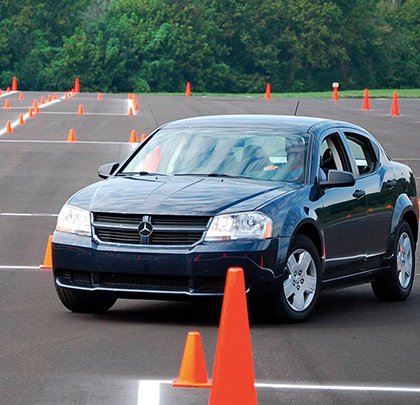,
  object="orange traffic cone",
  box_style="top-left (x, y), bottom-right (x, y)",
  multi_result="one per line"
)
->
top-left (40, 96), bottom-right (46, 105)
top-left (185, 81), bottom-right (192, 96)
top-left (332, 86), bottom-right (339, 102)
top-left (18, 92), bottom-right (24, 101)
top-left (67, 128), bottom-right (77, 142)
top-left (28, 107), bottom-right (34, 118)
top-left (74, 77), bottom-right (80, 93)
top-left (18, 114), bottom-right (25, 125)
top-left (139, 133), bottom-right (147, 143)
top-left (4, 99), bottom-right (10, 109)
top-left (265, 83), bottom-right (271, 100)
top-left (128, 107), bottom-right (134, 116)
top-left (53, 93), bottom-right (58, 100)
top-left (77, 104), bottom-right (85, 115)
top-left (209, 267), bottom-right (257, 405)
top-left (97, 92), bottom-right (103, 101)
top-left (11, 76), bottom-right (18, 91)
top-left (6, 86), bottom-right (10, 93)
top-left (390, 91), bottom-right (400, 116)
top-left (40, 235), bottom-right (53, 270)
top-left (33, 100), bottom-right (40, 113)
top-left (173, 331), bottom-right (212, 388)
top-left (129, 130), bottom-right (138, 143)
top-left (362, 88), bottom-right (370, 111)
top-left (0, 89), bottom-right (2, 95)
top-left (134, 99), bottom-right (139, 111)
top-left (47, 94), bottom-right (52, 103)
top-left (5, 120), bottom-right (13, 133)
